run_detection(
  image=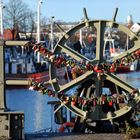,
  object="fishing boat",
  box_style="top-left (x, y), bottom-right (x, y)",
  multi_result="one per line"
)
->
top-left (104, 31), bottom-right (139, 73)
top-left (5, 53), bottom-right (67, 88)
top-left (4, 0), bottom-right (67, 86)
top-left (0, 0), bottom-right (68, 88)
